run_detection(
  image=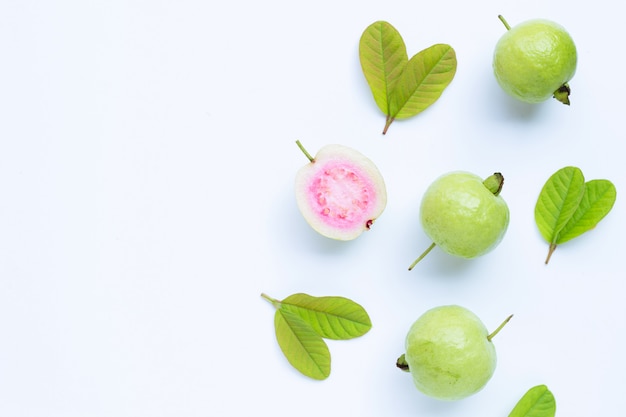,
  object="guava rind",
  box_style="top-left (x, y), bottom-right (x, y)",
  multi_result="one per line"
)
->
top-left (419, 171), bottom-right (509, 258)
top-left (493, 19), bottom-right (577, 103)
top-left (405, 305), bottom-right (496, 401)
top-left (295, 144), bottom-right (387, 241)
